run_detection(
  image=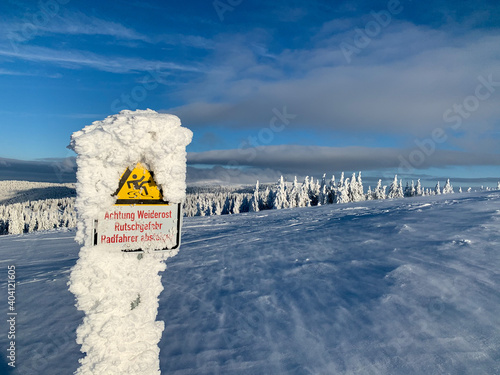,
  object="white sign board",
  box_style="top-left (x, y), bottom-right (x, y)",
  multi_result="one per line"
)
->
top-left (93, 203), bottom-right (181, 251)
